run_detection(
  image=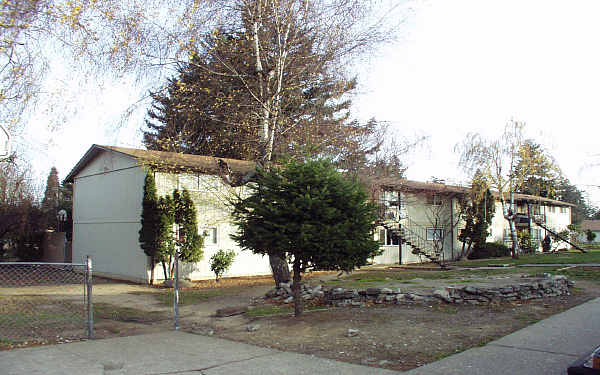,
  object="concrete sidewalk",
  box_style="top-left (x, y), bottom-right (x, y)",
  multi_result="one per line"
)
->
top-left (2, 298), bottom-right (598, 375)
top-left (404, 297), bottom-right (600, 375)
top-left (0, 331), bottom-right (398, 375)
